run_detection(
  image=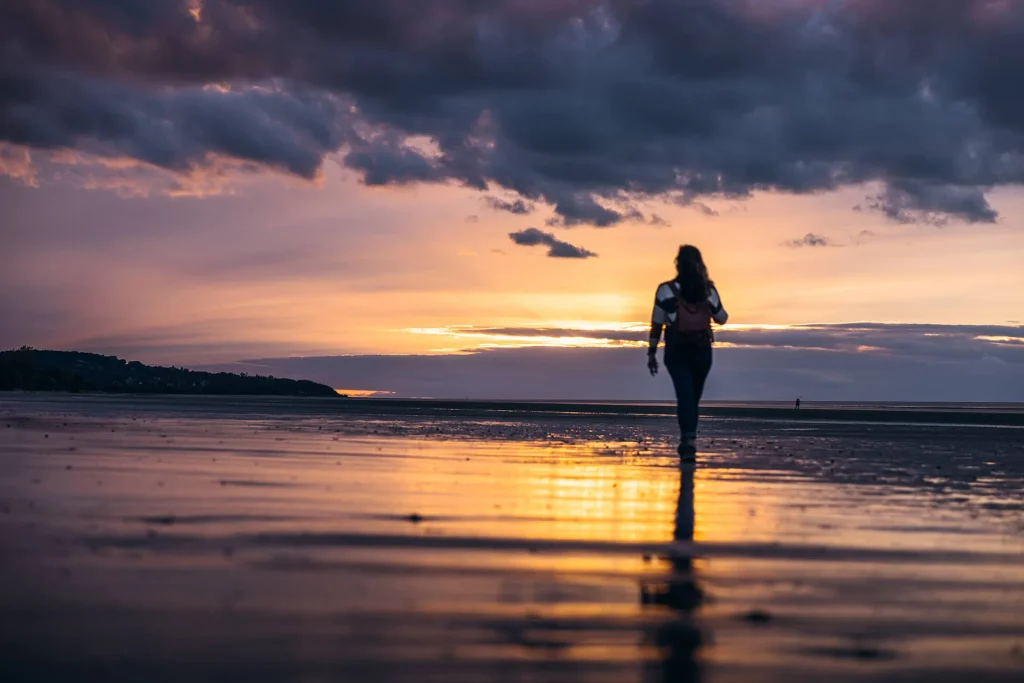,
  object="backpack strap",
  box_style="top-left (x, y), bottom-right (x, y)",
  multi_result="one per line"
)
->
top-left (669, 281), bottom-right (701, 313)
